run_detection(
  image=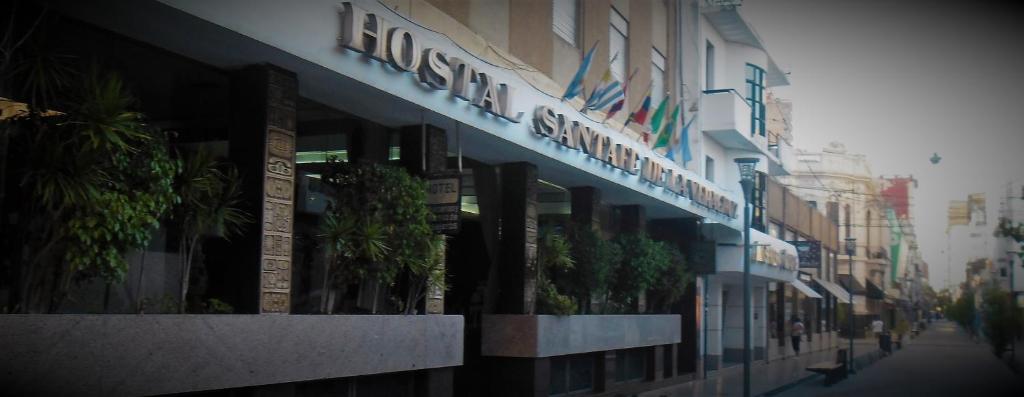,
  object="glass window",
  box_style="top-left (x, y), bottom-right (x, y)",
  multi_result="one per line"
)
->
top-left (615, 348), bottom-right (646, 382)
top-left (609, 7), bottom-right (628, 82)
top-left (651, 48), bottom-right (667, 105)
top-left (745, 63), bottom-right (766, 136)
top-left (705, 156), bottom-right (715, 182)
top-left (553, 0), bottom-right (578, 46)
top-left (752, 171), bottom-right (767, 232)
top-left (705, 41), bottom-right (715, 89)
